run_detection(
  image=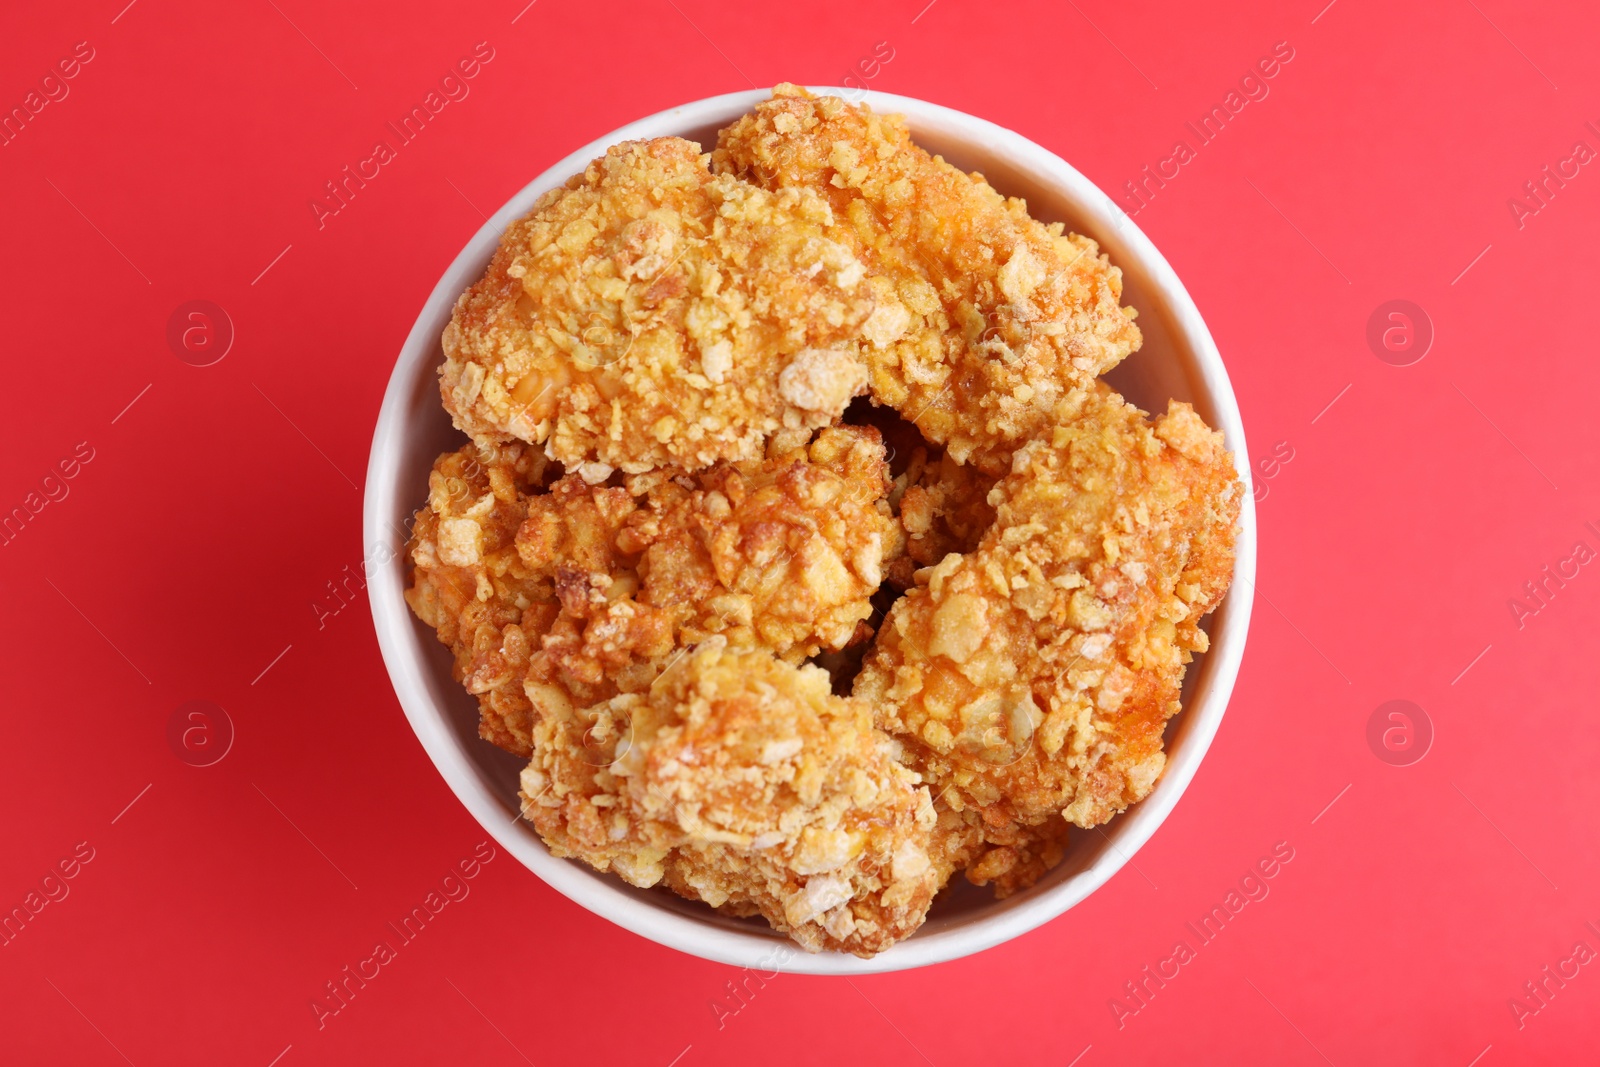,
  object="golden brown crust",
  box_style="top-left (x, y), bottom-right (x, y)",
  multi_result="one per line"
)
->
top-left (403, 440), bottom-right (556, 755)
top-left (407, 426), bottom-right (893, 757)
top-left (885, 446), bottom-right (998, 589)
top-left (520, 641), bottom-right (942, 957)
top-left (853, 386), bottom-right (1241, 835)
top-left (441, 137), bottom-right (879, 474)
top-left (713, 84), bottom-right (1142, 472)
top-left (946, 810), bottom-right (1074, 898)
